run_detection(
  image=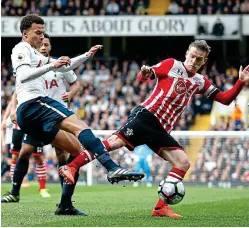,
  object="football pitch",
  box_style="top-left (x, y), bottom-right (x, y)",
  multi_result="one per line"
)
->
top-left (1, 183), bottom-right (249, 227)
